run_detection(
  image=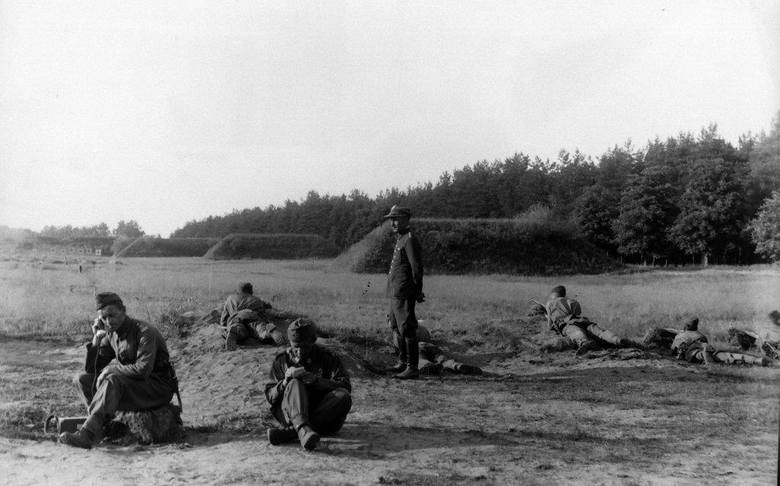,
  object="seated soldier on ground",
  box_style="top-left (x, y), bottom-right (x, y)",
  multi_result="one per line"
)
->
top-left (545, 285), bottom-right (641, 355)
top-left (220, 282), bottom-right (283, 350)
top-left (389, 324), bottom-right (482, 375)
top-left (670, 318), bottom-right (775, 367)
top-left (264, 319), bottom-right (352, 451)
top-left (60, 292), bottom-right (180, 449)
